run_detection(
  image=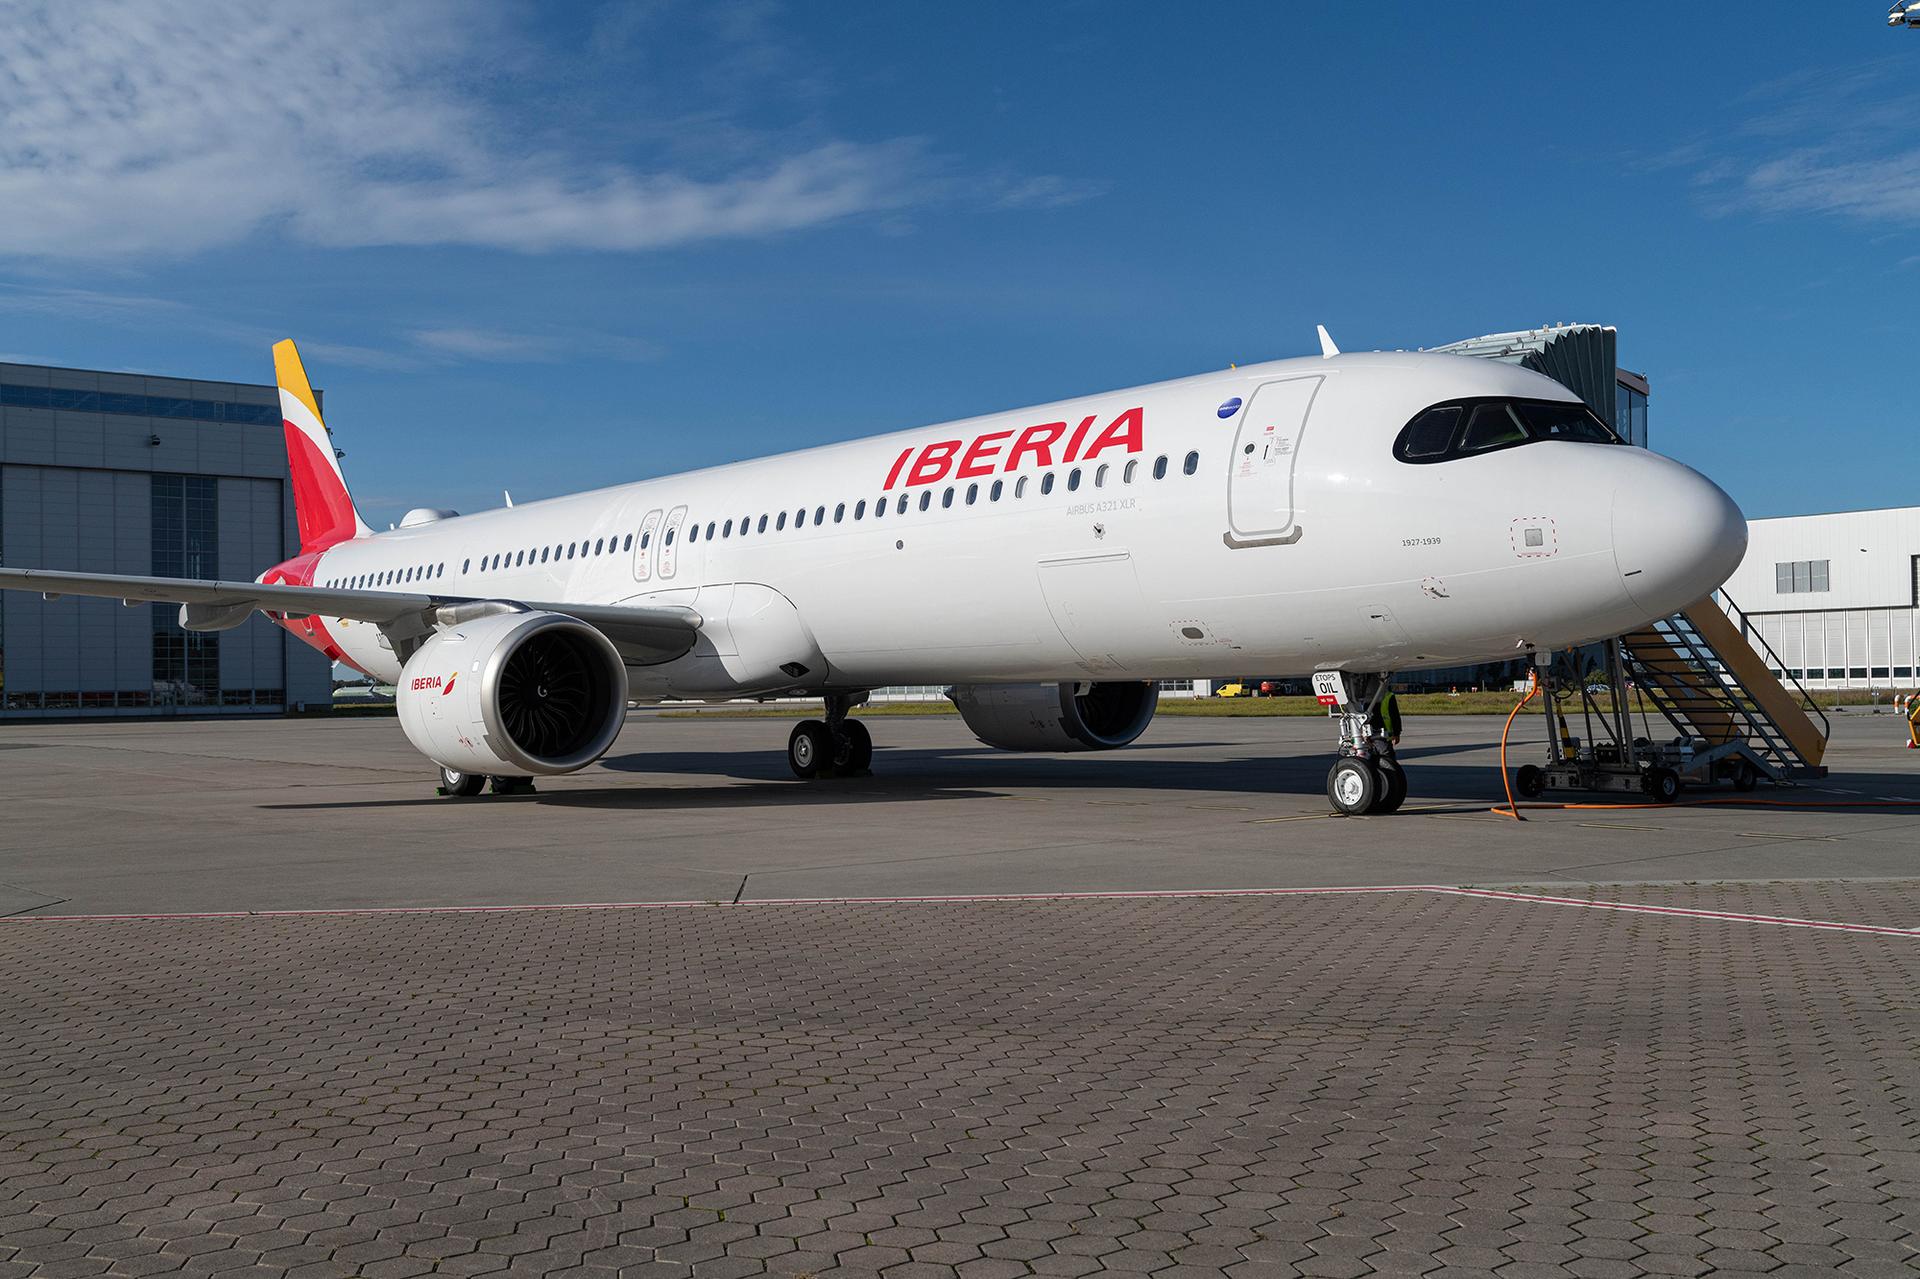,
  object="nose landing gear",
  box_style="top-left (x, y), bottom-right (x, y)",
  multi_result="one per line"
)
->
top-left (787, 692), bottom-right (875, 779)
top-left (1313, 671), bottom-right (1405, 816)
